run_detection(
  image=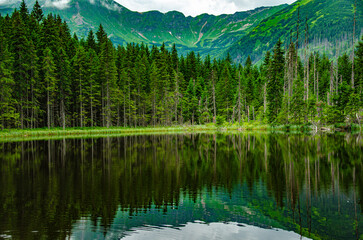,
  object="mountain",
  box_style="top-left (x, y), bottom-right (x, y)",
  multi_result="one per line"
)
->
top-left (1, 0), bottom-right (361, 62)
top-left (0, 0), bottom-right (287, 57)
top-left (227, 0), bottom-right (363, 64)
